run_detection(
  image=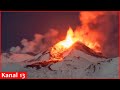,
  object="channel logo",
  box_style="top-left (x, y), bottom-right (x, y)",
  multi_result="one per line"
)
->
top-left (0, 72), bottom-right (27, 79)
